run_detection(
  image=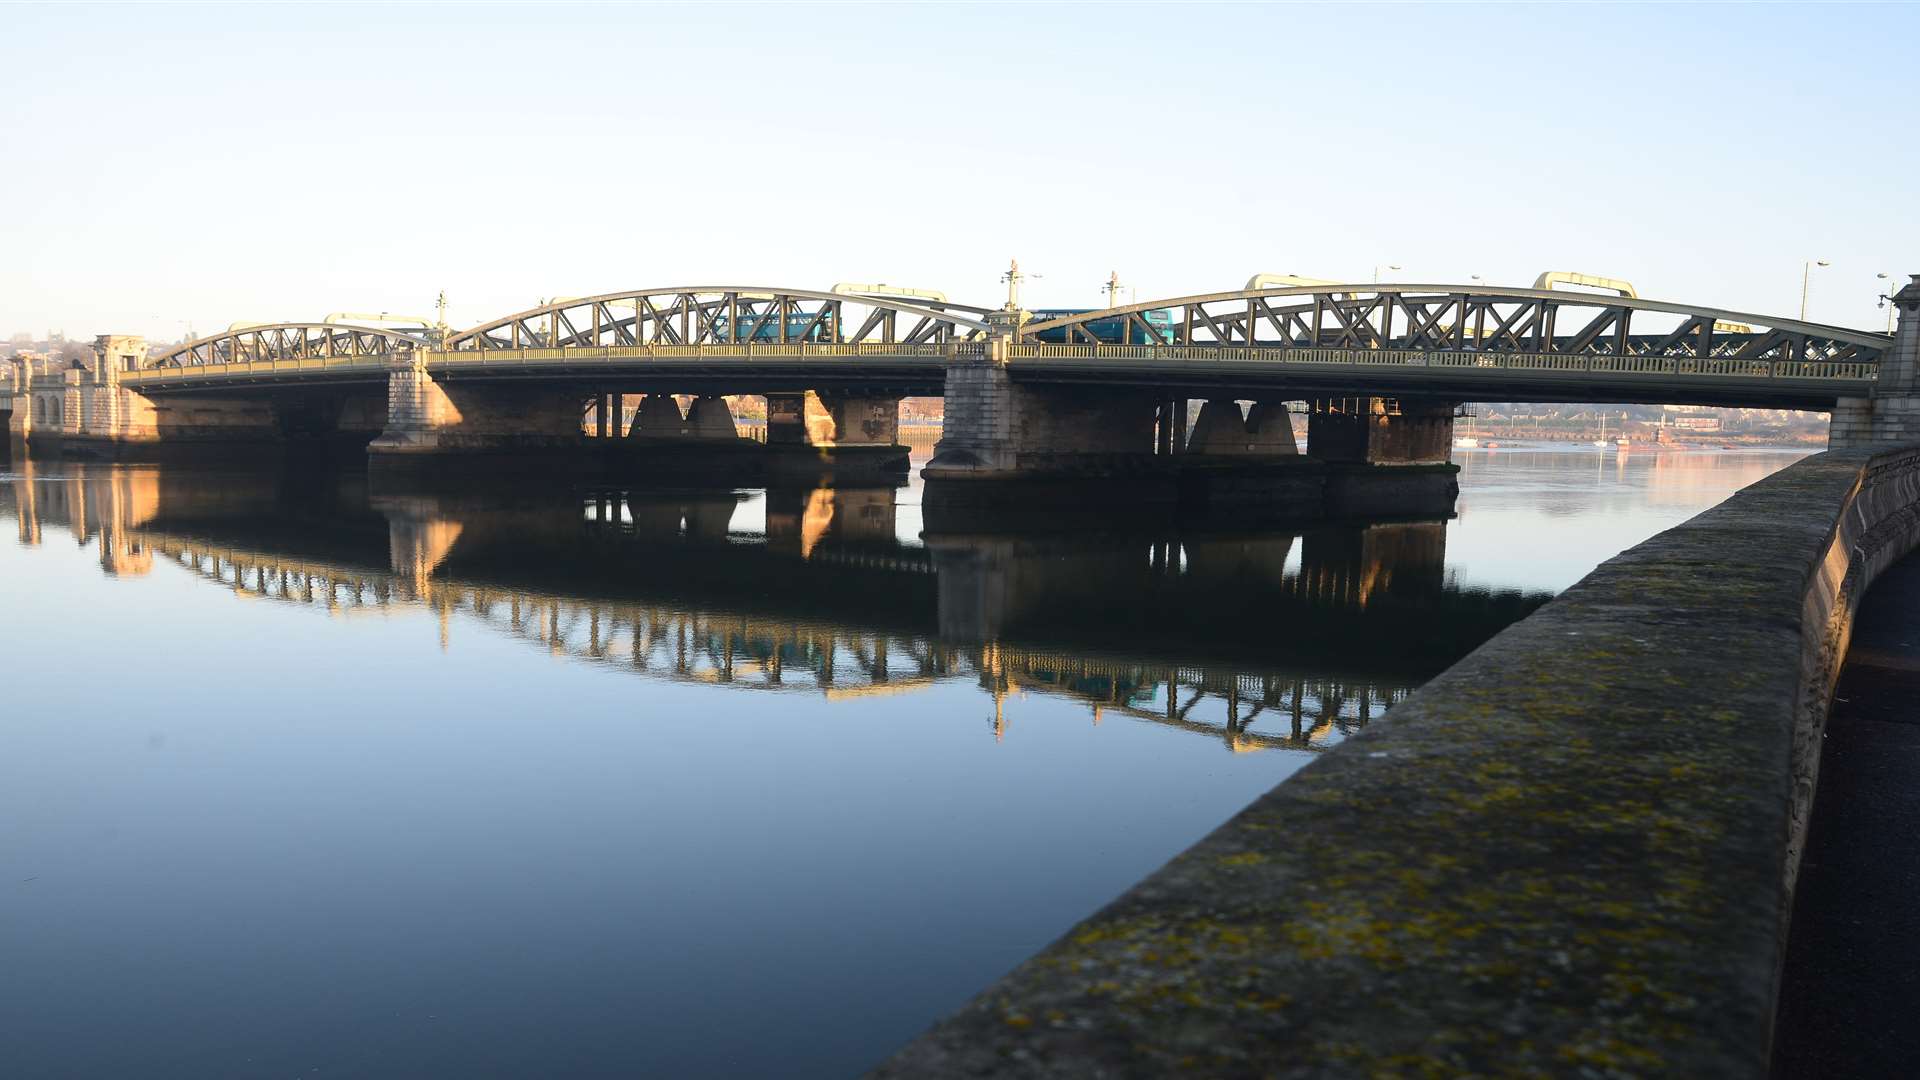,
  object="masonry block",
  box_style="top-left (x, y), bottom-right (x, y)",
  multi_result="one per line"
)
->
top-left (1307, 397), bottom-right (1455, 465)
top-left (816, 392), bottom-right (900, 446)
